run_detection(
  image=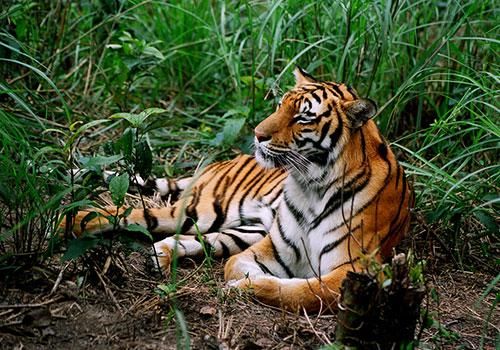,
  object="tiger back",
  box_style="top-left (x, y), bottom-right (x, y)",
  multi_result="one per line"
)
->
top-left (67, 67), bottom-right (413, 312)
